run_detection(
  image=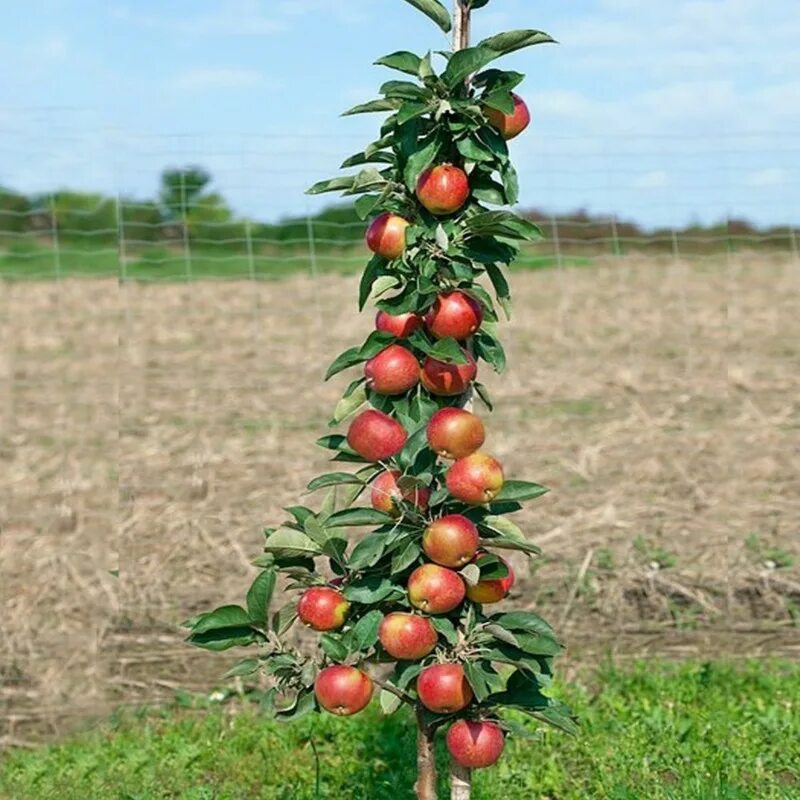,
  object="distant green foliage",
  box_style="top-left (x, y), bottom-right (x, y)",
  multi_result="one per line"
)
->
top-left (1, 661), bottom-right (798, 799)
